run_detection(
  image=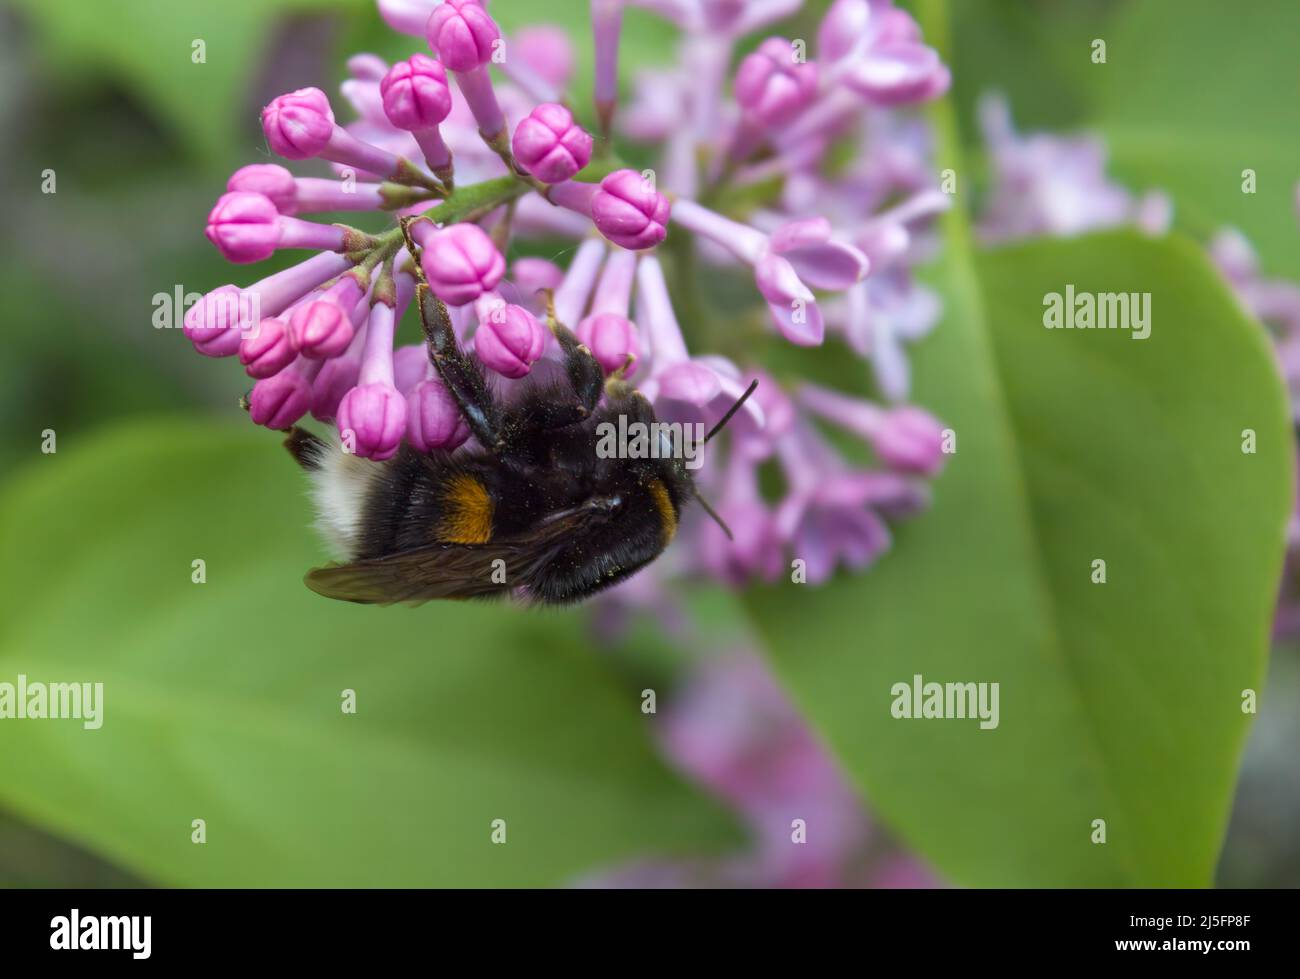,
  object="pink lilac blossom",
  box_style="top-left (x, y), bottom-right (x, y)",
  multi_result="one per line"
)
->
top-left (379, 54), bottom-right (456, 185)
top-left (580, 648), bottom-right (941, 889)
top-left (472, 298), bottom-right (548, 378)
top-left (512, 102), bottom-right (593, 184)
top-left (189, 0), bottom-right (951, 571)
top-left (975, 93), bottom-right (1171, 243)
top-left (184, 0), bottom-right (957, 890)
top-left (577, 251), bottom-right (641, 374)
top-left (734, 36), bottom-right (818, 127)
top-left (1207, 223), bottom-right (1300, 639)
